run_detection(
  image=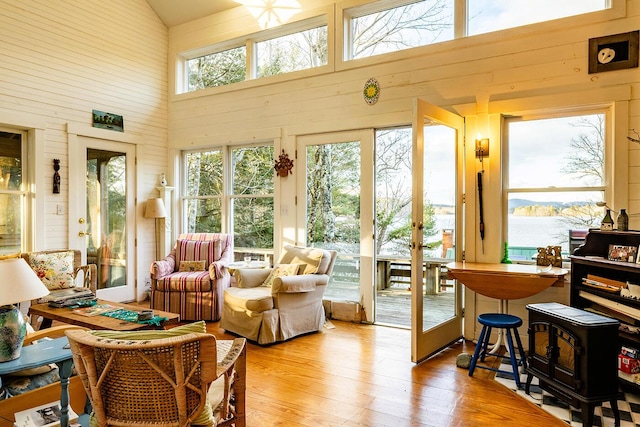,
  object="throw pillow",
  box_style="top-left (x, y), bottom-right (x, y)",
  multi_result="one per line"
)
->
top-left (178, 260), bottom-right (206, 272)
top-left (89, 320), bottom-right (206, 340)
top-left (281, 246), bottom-right (325, 274)
top-left (261, 263), bottom-right (301, 287)
top-left (28, 251), bottom-right (75, 290)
